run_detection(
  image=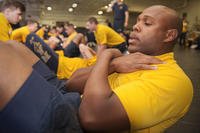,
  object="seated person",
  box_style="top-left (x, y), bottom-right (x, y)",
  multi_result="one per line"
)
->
top-left (10, 5), bottom-right (193, 133)
top-left (66, 5), bottom-right (193, 133)
top-left (62, 23), bottom-right (77, 48)
top-left (0, 39), bottom-right (160, 132)
top-left (0, 0), bottom-right (25, 42)
top-left (25, 33), bottom-right (96, 79)
top-left (36, 24), bottom-right (50, 40)
top-left (11, 19), bottom-right (38, 43)
top-left (0, 41), bottom-right (82, 133)
top-left (86, 17), bottom-right (127, 55)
